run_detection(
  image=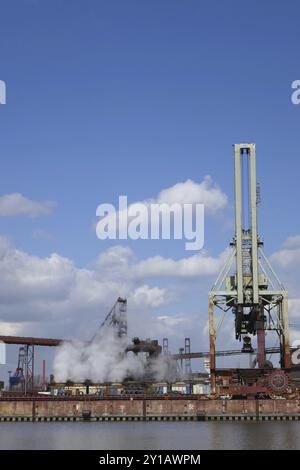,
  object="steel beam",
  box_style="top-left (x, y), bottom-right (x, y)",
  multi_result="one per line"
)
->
top-left (209, 297), bottom-right (216, 393)
top-left (0, 335), bottom-right (64, 346)
top-left (249, 144), bottom-right (259, 304)
top-left (234, 144), bottom-right (244, 304)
